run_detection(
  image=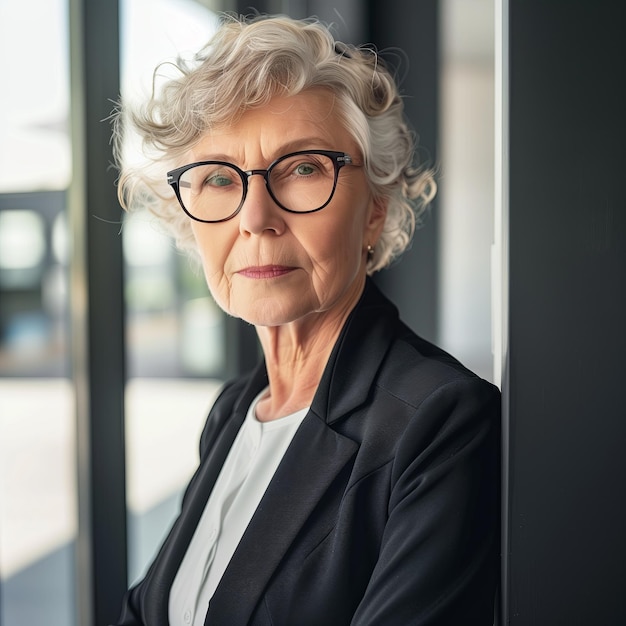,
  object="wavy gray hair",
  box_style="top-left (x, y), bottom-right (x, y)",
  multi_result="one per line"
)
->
top-left (112, 14), bottom-right (436, 273)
